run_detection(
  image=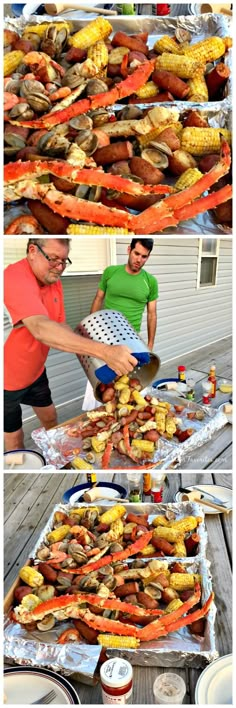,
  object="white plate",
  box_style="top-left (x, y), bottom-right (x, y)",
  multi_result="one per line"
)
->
top-left (4, 667), bottom-right (80, 704)
top-left (218, 402), bottom-right (232, 424)
top-left (69, 485), bottom-right (123, 504)
top-left (175, 485), bottom-right (232, 514)
top-left (195, 654), bottom-right (232, 704)
top-left (4, 449), bottom-right (45, 470)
